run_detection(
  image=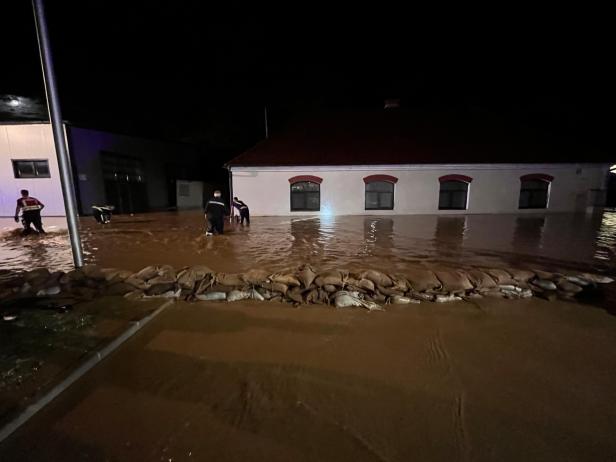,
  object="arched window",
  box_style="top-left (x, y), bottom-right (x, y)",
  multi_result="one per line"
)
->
top-left (289, 176), bottom-right (321, 211)
top-left (364, 175), bottom-right (397, 210)
top-left (438, 175), bottom-right (472, 210)
top-left (519, 174), bottom-right (553, 209)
